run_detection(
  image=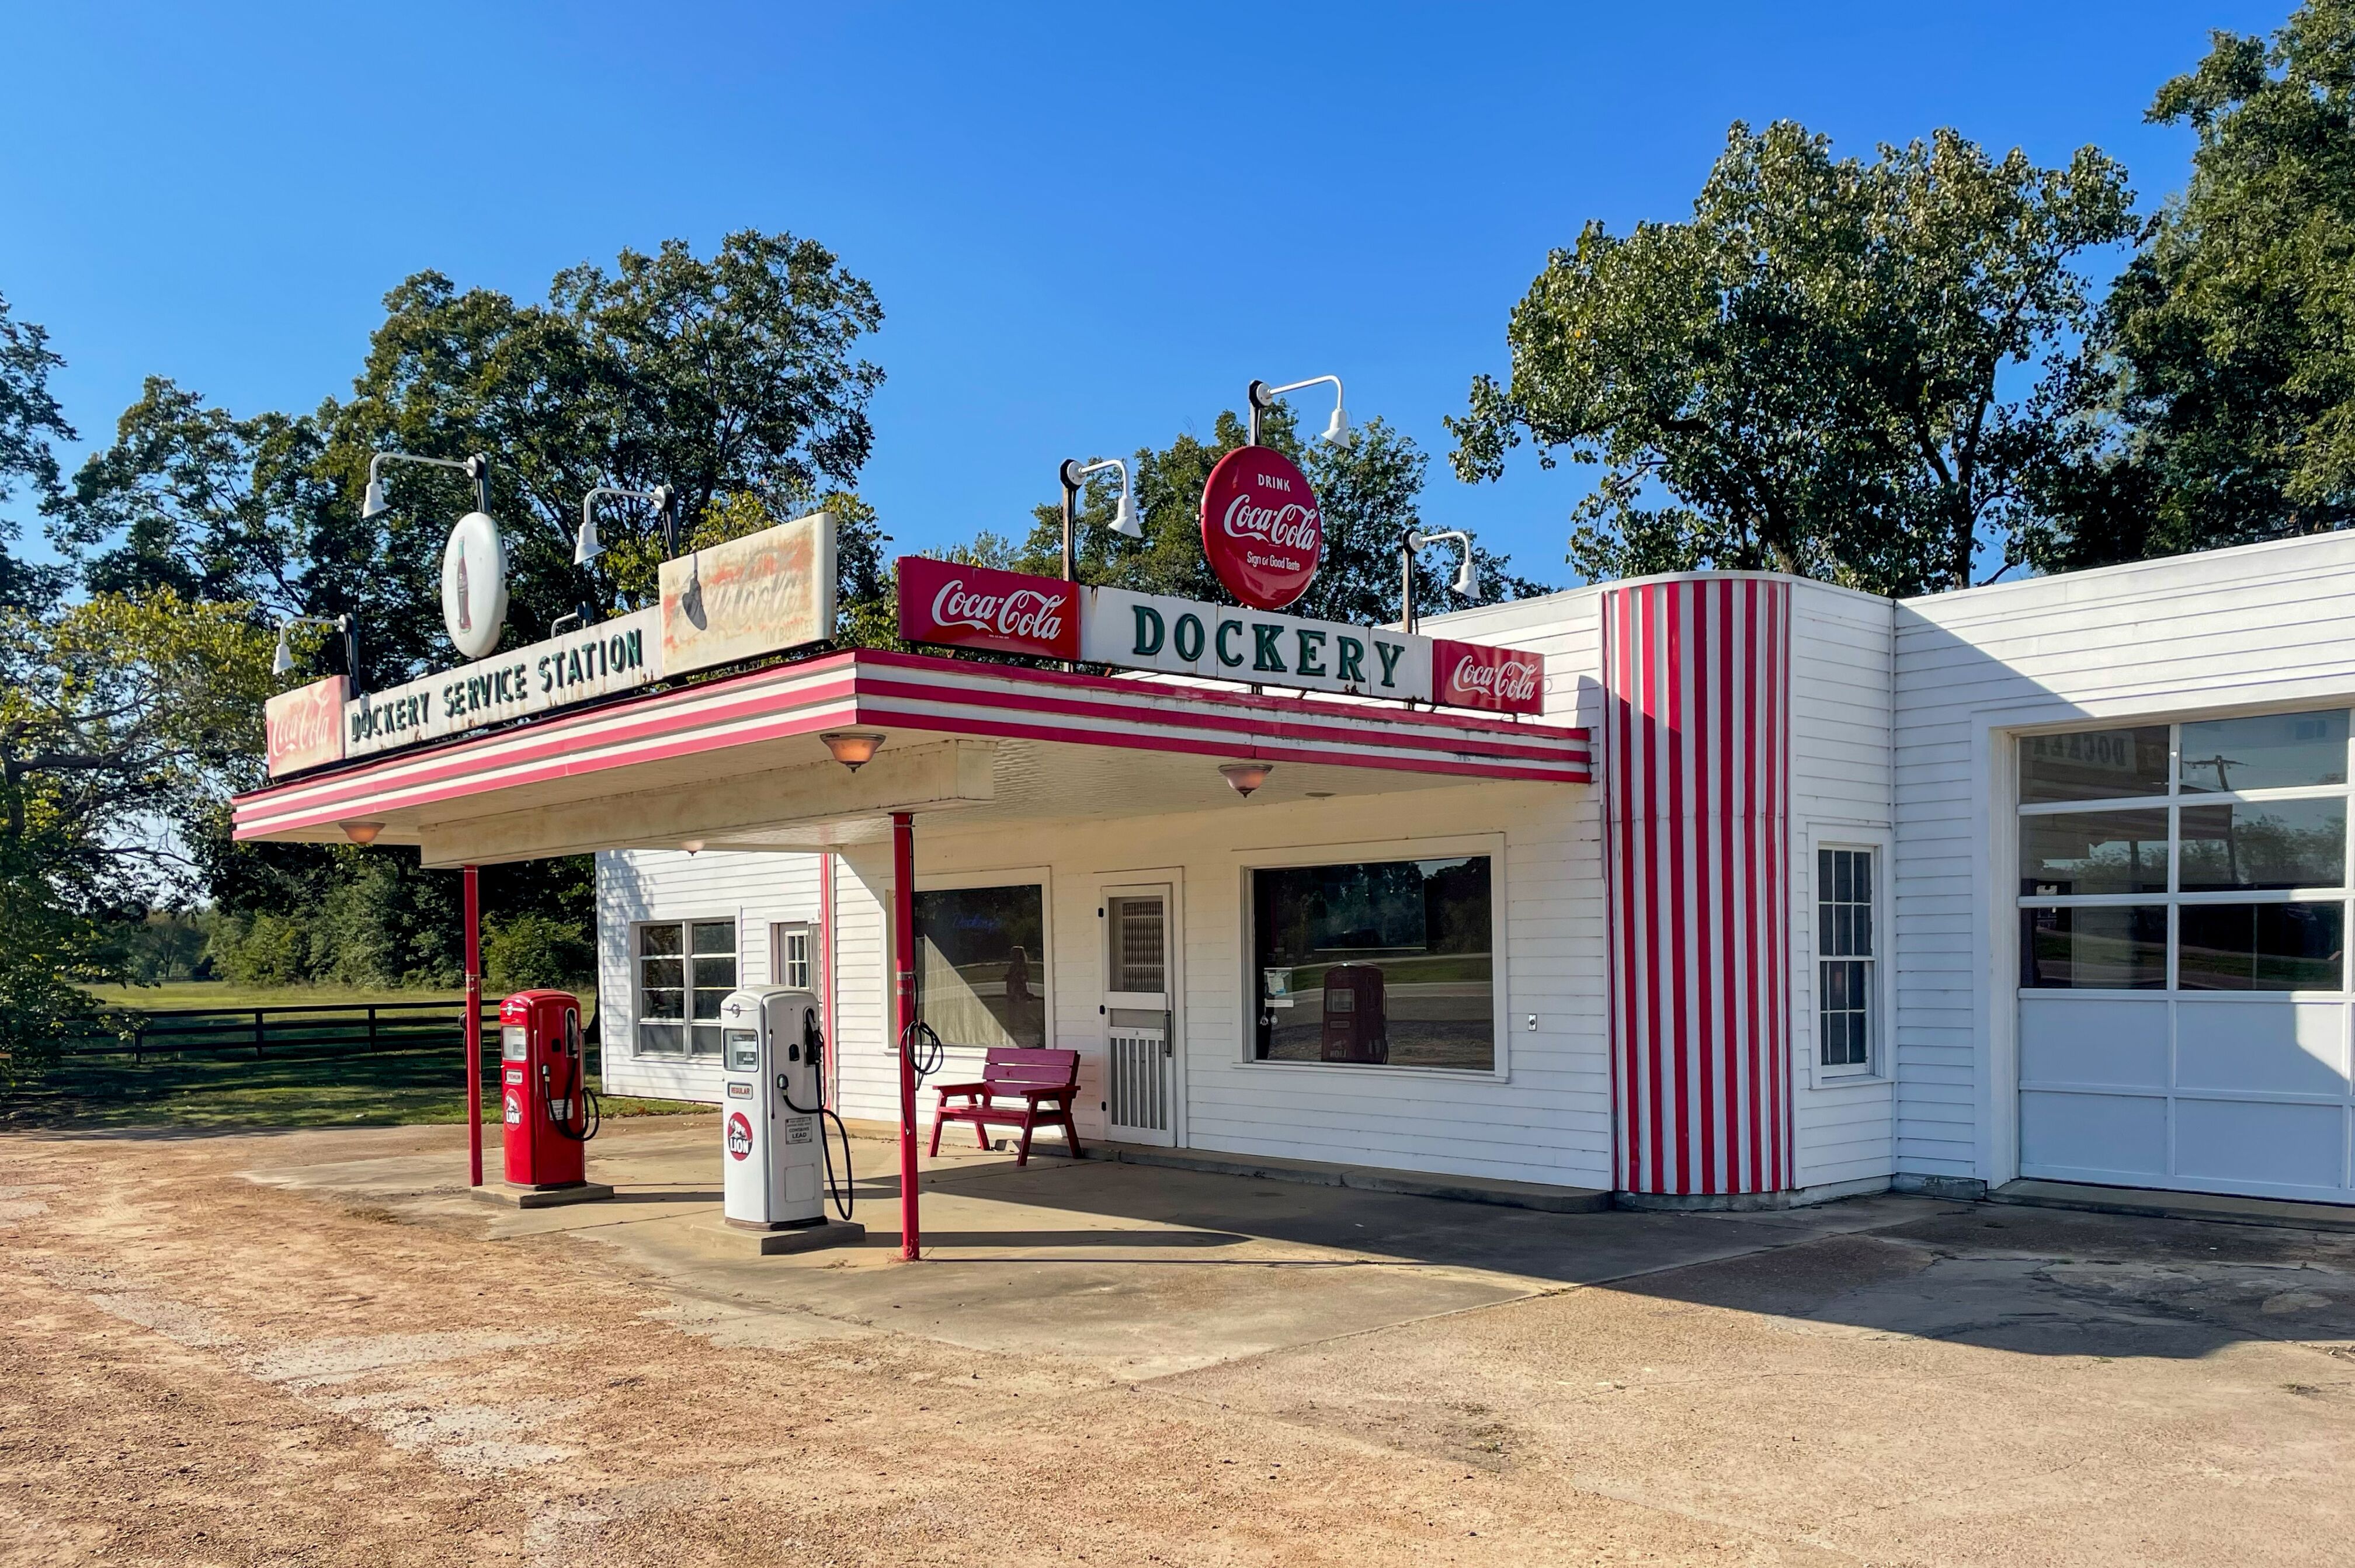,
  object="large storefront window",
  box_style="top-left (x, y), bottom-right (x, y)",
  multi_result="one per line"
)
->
top-left (913, 884), bottom-right (1046, 1049)
top-left (635, 919), bottom-right (738, 1056)
top-left (2019, 711), bottom-right (2351, 993)
top-left (1251, 856), bottom-right (1495, 1070)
